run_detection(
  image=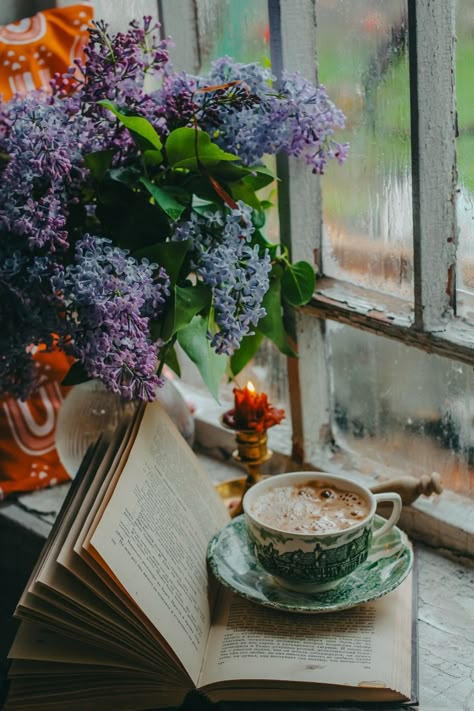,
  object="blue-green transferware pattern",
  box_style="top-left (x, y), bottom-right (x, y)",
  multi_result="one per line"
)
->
top-left (207, 515), bottom-right (413, 614)
top-left (246, 515), bottom-right (374, 588)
